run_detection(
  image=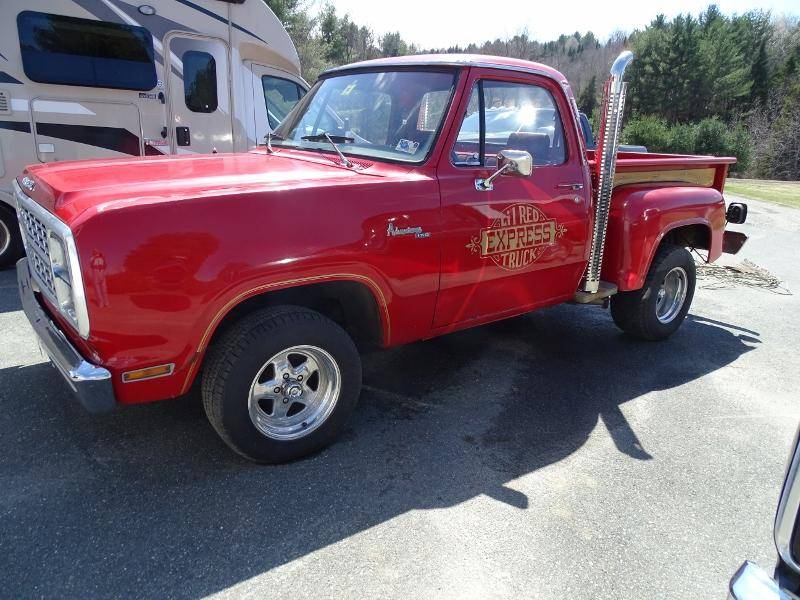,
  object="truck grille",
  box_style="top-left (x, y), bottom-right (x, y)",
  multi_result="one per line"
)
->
top-left (15, 192), bottom-right (58, 303)
top-left (18, 204), bottom-right (50, 256)
top-left (29, 249), bottom-right (57, 298)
